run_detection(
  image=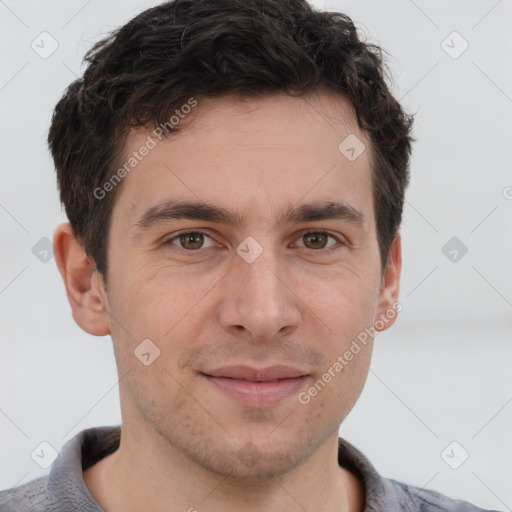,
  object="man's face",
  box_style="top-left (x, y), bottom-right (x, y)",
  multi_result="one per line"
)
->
top-left (92, 91), bottom-right (400, 478)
